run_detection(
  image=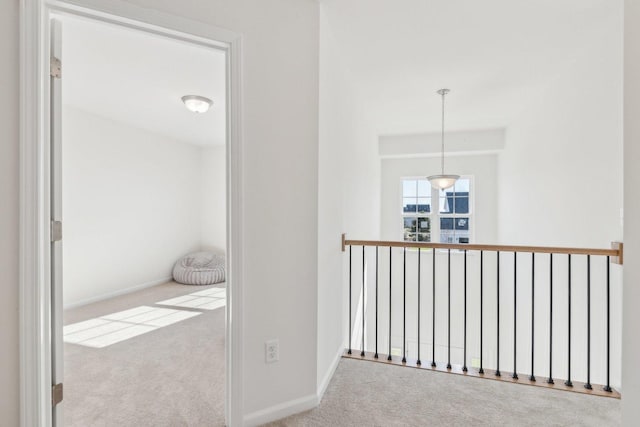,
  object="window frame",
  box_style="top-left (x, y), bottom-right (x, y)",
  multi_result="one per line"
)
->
top-left (400, 175), bottom-right (474, 245)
